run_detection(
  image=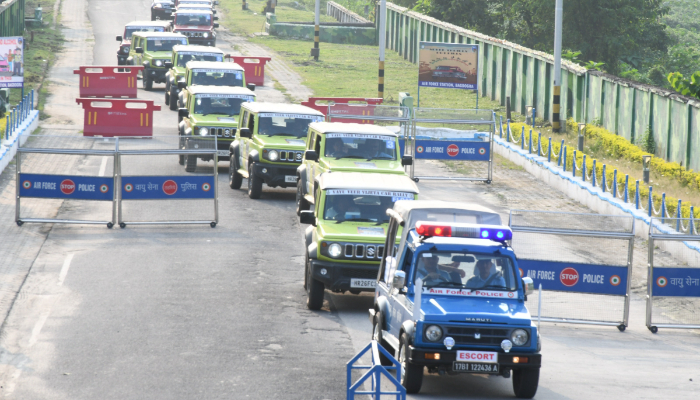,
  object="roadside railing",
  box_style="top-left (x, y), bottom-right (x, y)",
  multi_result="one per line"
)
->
top-left (347, 340), bottom-right (405, 399)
